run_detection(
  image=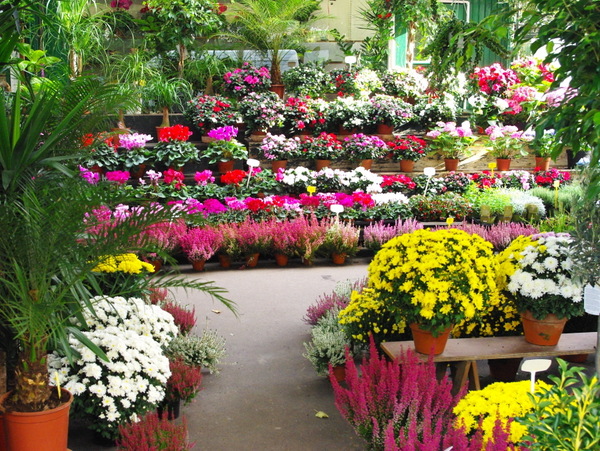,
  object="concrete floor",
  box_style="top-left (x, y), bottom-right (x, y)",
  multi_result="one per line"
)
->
top-left (67, 256), bottom-right (598, 450)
